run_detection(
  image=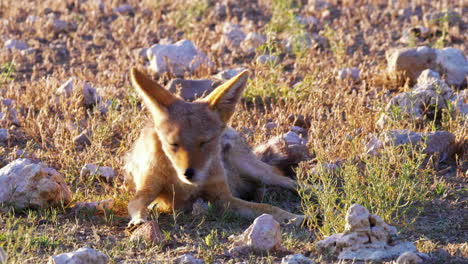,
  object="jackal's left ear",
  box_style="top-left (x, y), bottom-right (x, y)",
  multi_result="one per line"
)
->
top-left (204, 70), bottom-right (249, 123)
top-left (130, 67), bottom-right (178, 118)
